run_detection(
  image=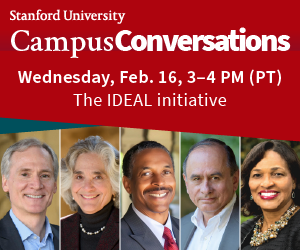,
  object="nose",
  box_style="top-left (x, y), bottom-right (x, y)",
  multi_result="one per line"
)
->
top-left (83, 178), bottom-right (95, 191)
top-left (200, 179), bottom-right (212, 195)
top-left (30, 175), bottom-right (43, 189)
top-left (151, 173), bottom-right (165, 187)
top-left (261, 175), bottom-right (274, 188)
